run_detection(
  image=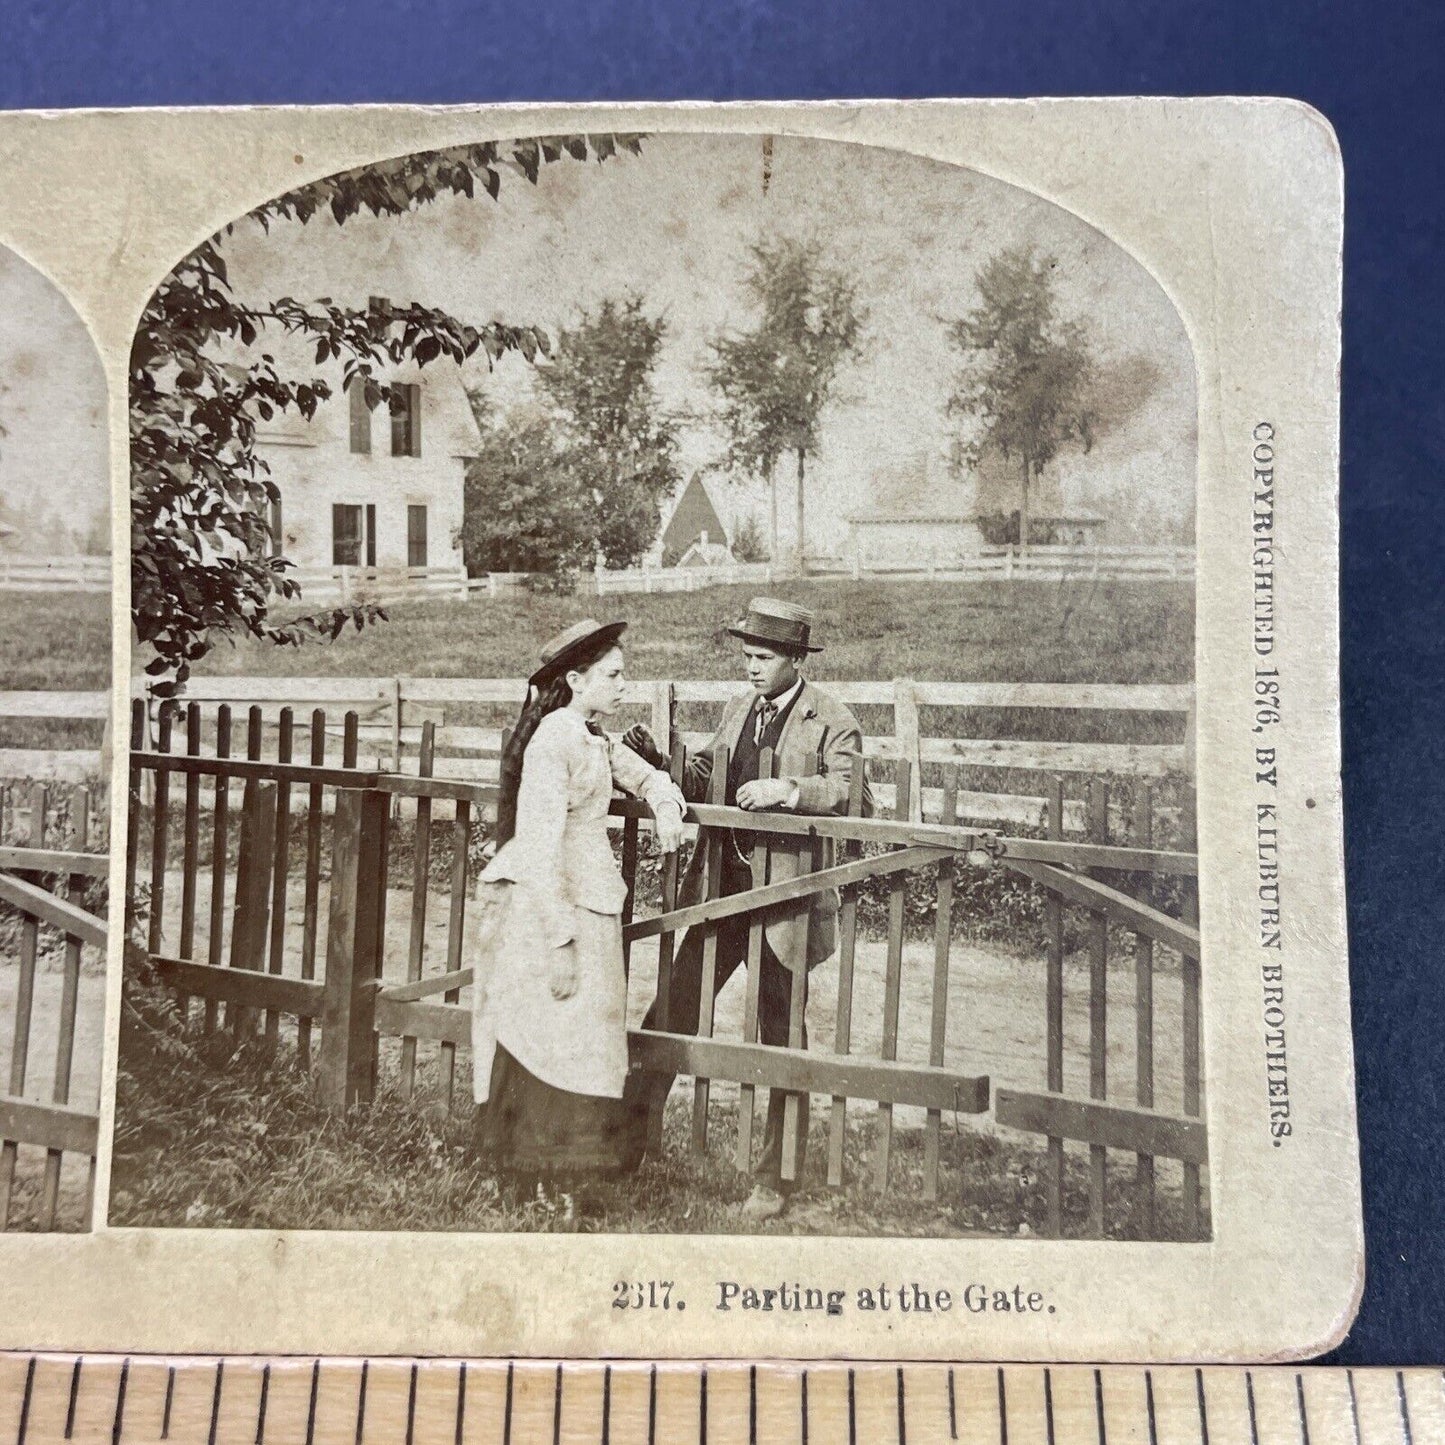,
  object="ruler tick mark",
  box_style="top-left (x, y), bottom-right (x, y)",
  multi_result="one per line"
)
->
top-left (602, 1365), bottom-right (611, 1445)
top-left (552, 1362), bottom-right (563, 1445)
top-left (1045, 1368), bottom-right (1056, 1445)
top-left (749, 1365), bottom-right (757, 1445)
top-left (1348, 1370), bottom-right (1362, 1445)
top-left (256, 1362), bottom-right (269, 1445)
top-left (997, 1368), bottom-right (1008, 1445)
top-left (405, 1363), bottom-right (417, 1445)
top-left (305, 1360), bottom-right (320, 1445)
top-left (1196, 1368), bottom-right (1210, 1445)
top-left (897, 1366), bottom-right (907, 1445)
top-left (1095, 1369), bottom-right (1107, 1445)
top-left (503, 1362), bottom-right (514, 1445)
top-left (801, 1369), bottom-right (809, 1445)
top-left (647, 1364), bottom-right (656, 1445)
top-left (700, 1366), bottom-right (708, 1445)
top-left (65, 1358), bottom-right (81, 1440)
top-left (208, 1361), bottom-right (224, 1445)
top-left (1246, 1371), bottom-right (1260, 1445)
top-left (111, 1358), bottom-right (129, 1445)
top-left (1397, 1371), bottom-right (1414, 1445)
top-left (162, 1367), bottom-right (175, 1442)
top-left (848, 1368), bottom-right (856, 1445)
top-left (16, 1357), bottom-right (35, 1445)
top-left (948, 1368), bottom-right (958, 1441)
top-left (1145, 1371), bottom-right (1159, 1445)
top-left (454, 1362), bottom-right (466, 1445)
top-left (356, 1360), bottom-right (369, 1445)
top-left (1296, 1374), bottom-right (1311, 1445)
